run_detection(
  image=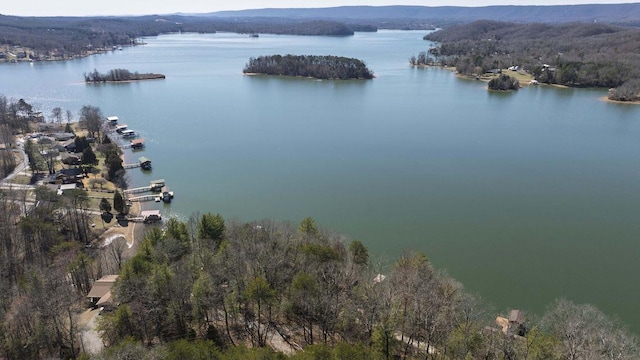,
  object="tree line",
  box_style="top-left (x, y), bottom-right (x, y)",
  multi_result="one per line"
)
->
top-left (0, 15), bottom-right (366, 62)
top-left (423, 20), bottom-right (640, 100)
top-left (0, 96), bottom-right (40, 178)
top-left (83, 214), bottom-right (638, 359)
top-left (244, 55), bottom-right (374, 80)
